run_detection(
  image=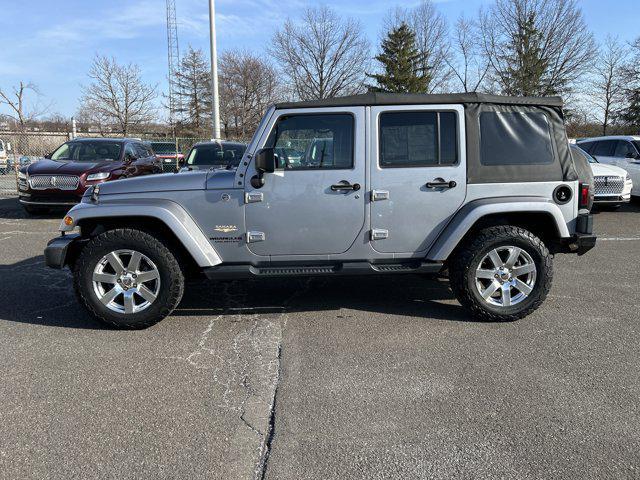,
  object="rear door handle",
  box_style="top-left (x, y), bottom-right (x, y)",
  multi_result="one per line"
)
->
top-left (331, 181), bottom-right (361, 192)
top-left (426, 179), bottom-right (457, 189)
